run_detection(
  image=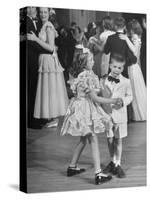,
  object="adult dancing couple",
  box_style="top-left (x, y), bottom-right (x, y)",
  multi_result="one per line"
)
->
top-left (20, 7), bottom-right (69, 129)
